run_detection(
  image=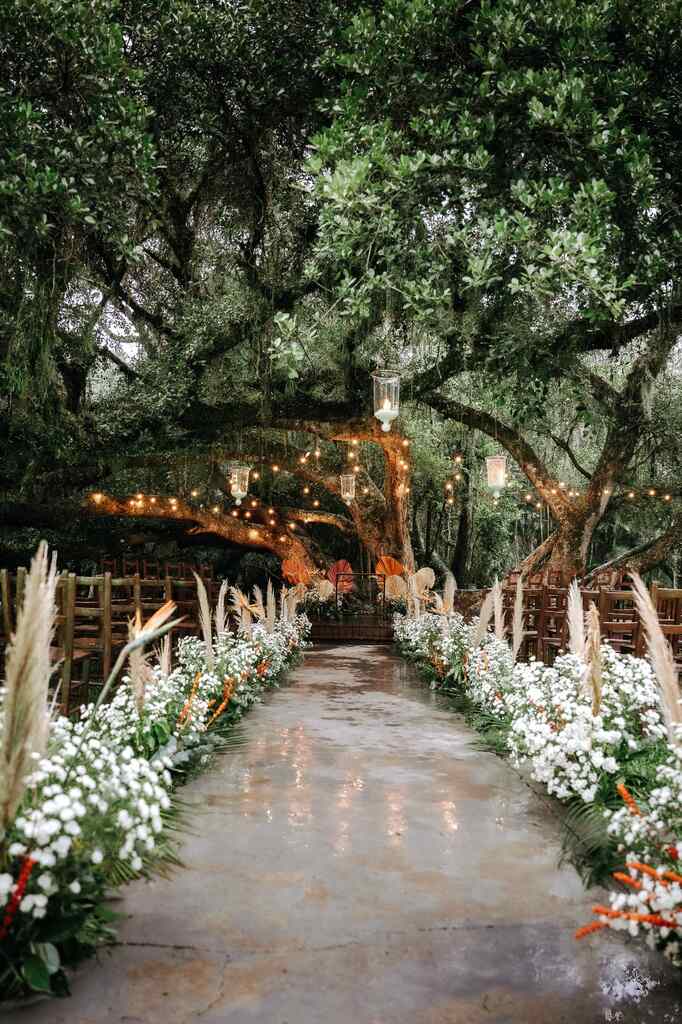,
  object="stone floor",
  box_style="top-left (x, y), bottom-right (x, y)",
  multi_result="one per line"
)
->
top-left (17, 645), bottom-right (681, 1023)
